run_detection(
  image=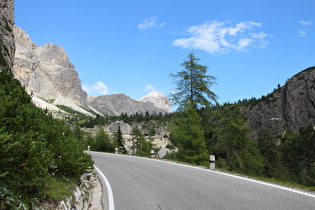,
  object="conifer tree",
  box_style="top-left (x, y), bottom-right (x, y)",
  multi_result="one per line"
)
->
top-left (94, 126), bottom-right (114, 152)
top-left (169, 102), bottom-right (208, 164)
top-left (115, 124), bottom-right (127, 154)
top-left (131, 127), bottom-right (142, 154)
top-left (0, 67), bottom-right (93, 207)
top-left (205, 104), bottom-right (264, 175)
top-left (168, 52), bottom-right (217, 164)
top-left (170, 52), bottom-right (217, 109)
